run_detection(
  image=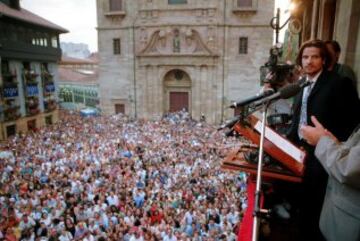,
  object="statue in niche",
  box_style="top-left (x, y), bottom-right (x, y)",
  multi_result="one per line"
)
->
top-left (159, 30), bottom-right (166, 48)
top-left (185, 29), bottom-right (193, 46)
top-left (173, 29), bottom-right (180, 53)
top-left (207, 27), bottom-right (216, 49)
